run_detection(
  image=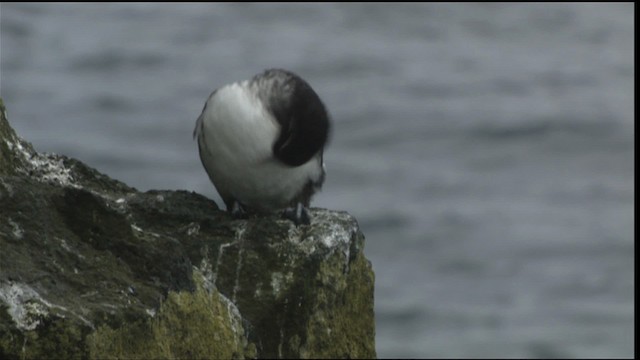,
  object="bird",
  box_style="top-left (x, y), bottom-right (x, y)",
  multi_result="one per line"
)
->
top-left (193, 69), bottom-right (330, 225)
